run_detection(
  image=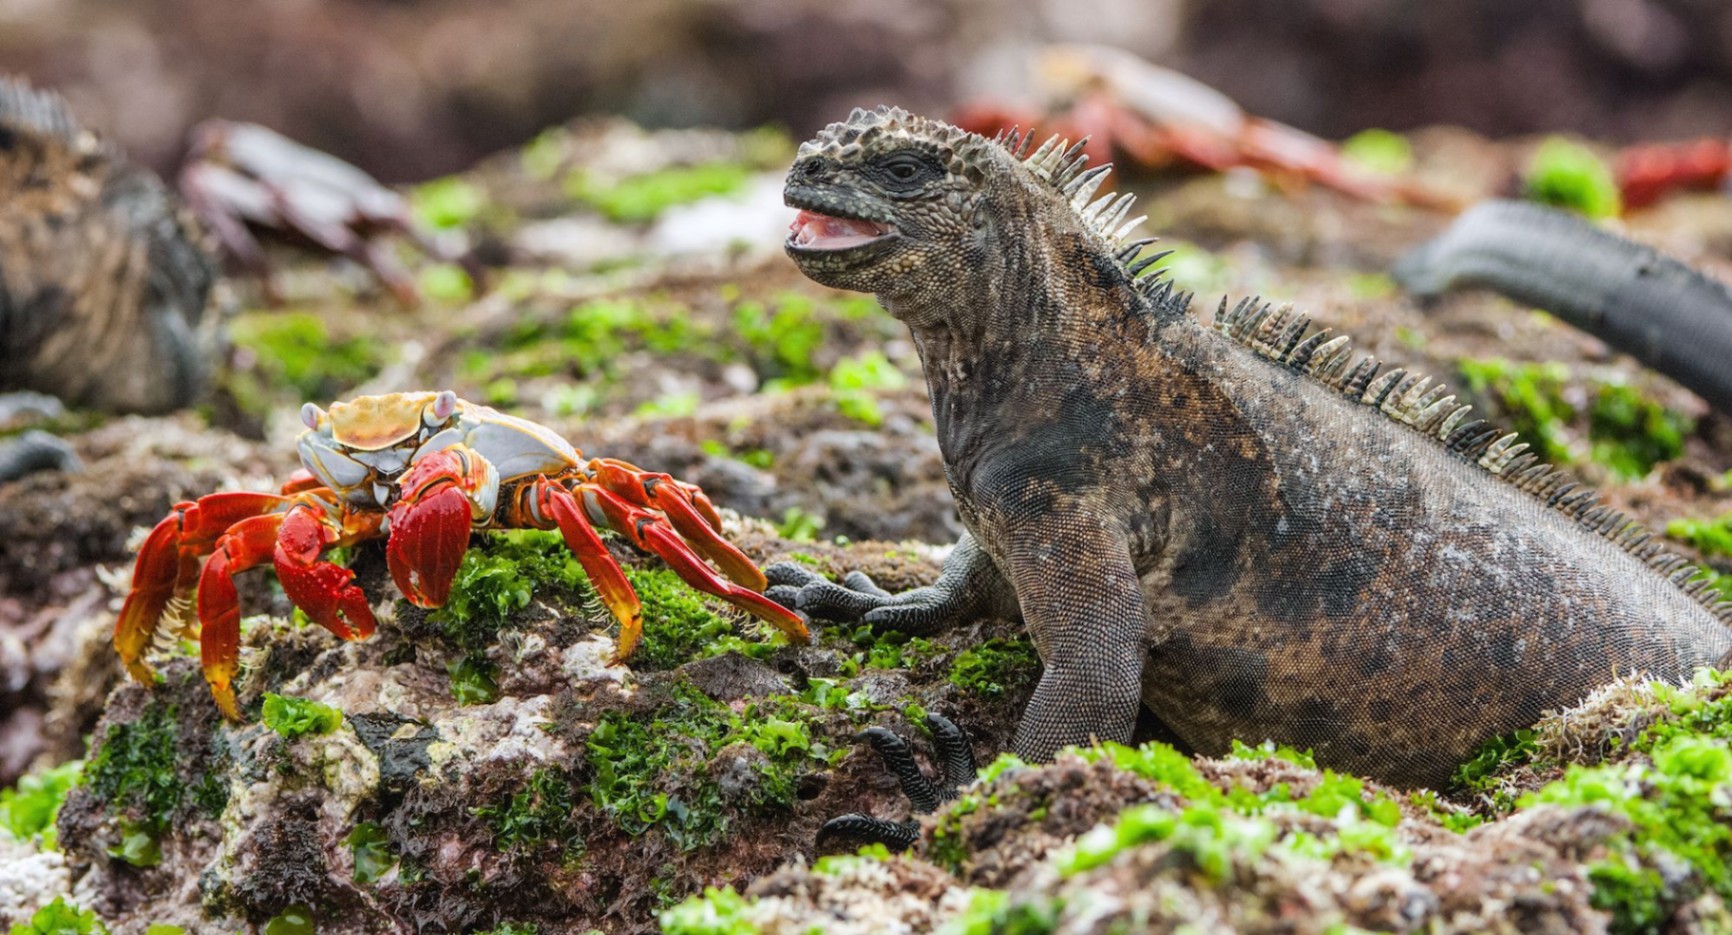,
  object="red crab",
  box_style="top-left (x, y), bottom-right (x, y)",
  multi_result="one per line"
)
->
top-left (1615, 137), bottom-right (1731, 211)
top-left (114, 391), bottom-right (808, 717)
top-left (951, 44), bottom-right (1457, 210)
top-left (179, 120), bottom-right (480, 309)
